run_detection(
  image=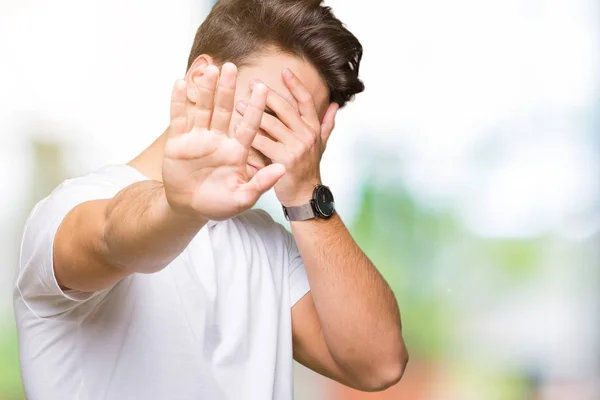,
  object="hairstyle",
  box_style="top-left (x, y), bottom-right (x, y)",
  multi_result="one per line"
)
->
top-left (187, 0), bottom-right (364, 107)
